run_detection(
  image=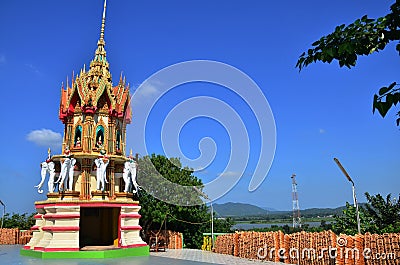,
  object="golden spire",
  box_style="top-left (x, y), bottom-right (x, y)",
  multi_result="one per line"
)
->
top-left (100, 0), bottom-right (107, 43)
top-left (88, 0), bottom-right (112, 86)
top-left (94, 0), bottom-right (107, 61)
